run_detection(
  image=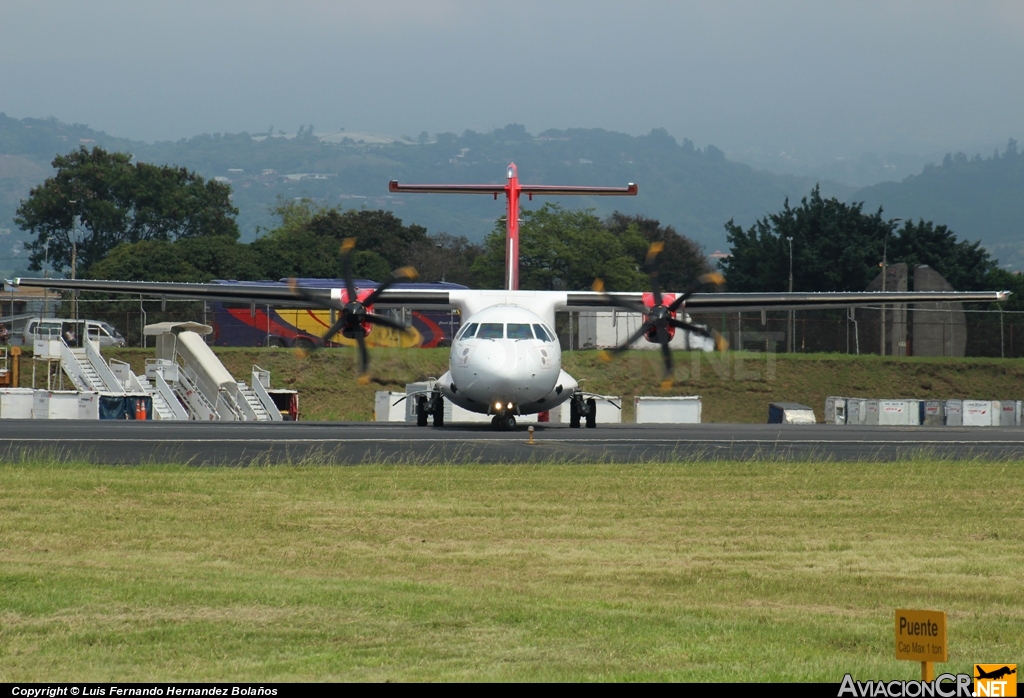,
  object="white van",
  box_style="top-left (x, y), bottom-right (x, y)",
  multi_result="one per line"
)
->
top-left (23, 318), bottom-right (127, 348)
